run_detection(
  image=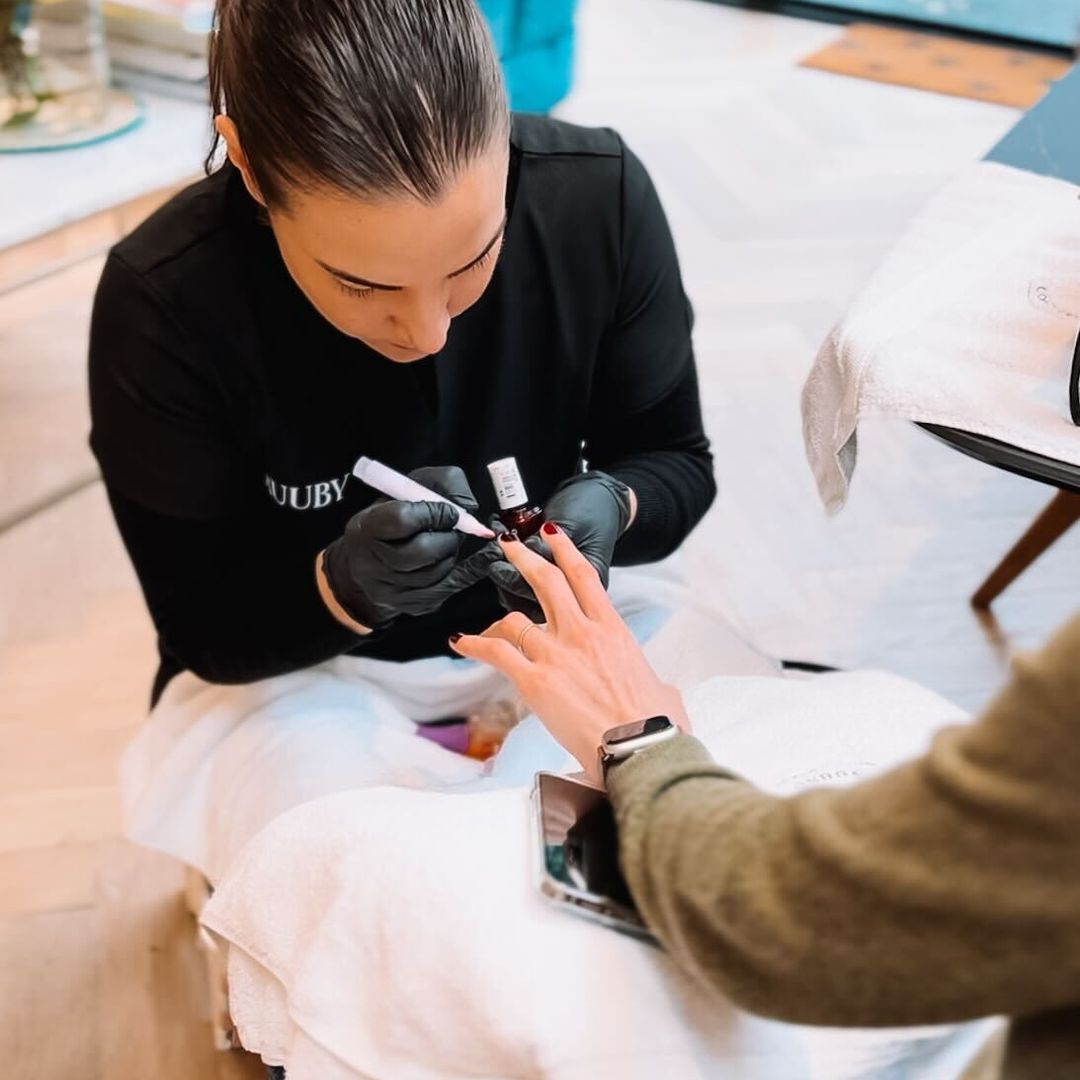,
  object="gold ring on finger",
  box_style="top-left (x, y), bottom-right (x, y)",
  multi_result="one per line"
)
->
top-left (516, 622), bottom-right (542, 658)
